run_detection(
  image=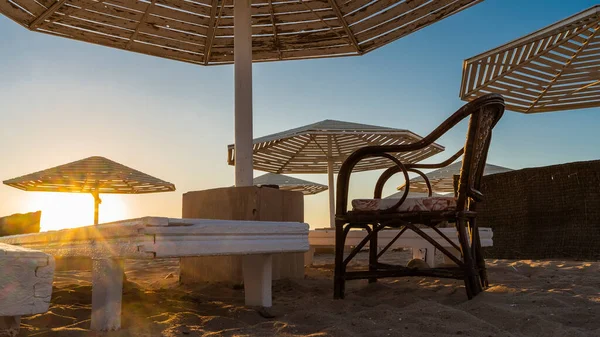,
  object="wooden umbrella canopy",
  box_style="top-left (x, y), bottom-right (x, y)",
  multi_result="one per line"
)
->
top-left (460, 5), bottom-right (600, 113)
top-left (227, 119), bottom-right (444, 227)
top-left (397, 160), bottom-right (512, 193)
top-left (3, 156), bottom-right (176, 225)
top-left (253, 173), bottom-right (327, 195)
top-left (0, 0), bottom-right (481, 188)
top-left (1, 0), bottom-right (481, 64)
